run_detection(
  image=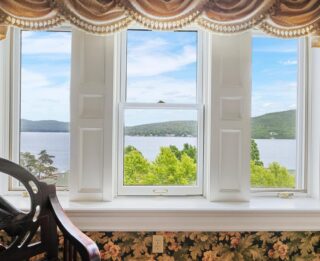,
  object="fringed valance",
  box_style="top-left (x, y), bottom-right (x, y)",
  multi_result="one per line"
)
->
top-left (0, 0), bottom-right (320, 40)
